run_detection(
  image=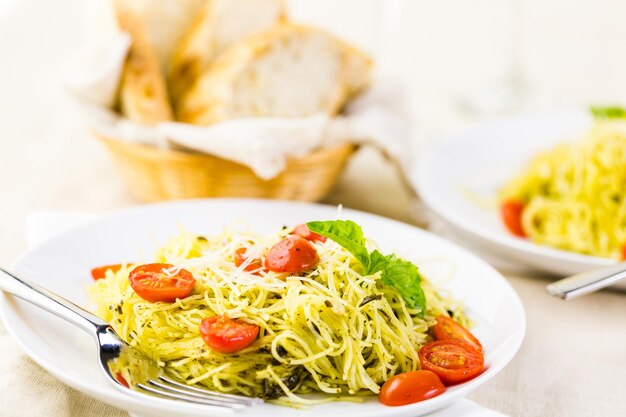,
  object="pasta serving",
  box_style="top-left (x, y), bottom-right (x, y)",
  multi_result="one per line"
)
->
top-left (88, 220), bottom-right (483, 407)
top-left (499, 117), bottom-right (626, 259)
